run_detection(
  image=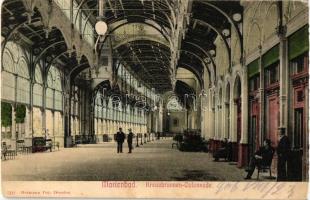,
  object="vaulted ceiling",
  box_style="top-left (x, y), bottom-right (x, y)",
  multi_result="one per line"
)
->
top-left (1, 2), bottom-right (91, 81)
top-left (114, 39), bottom-right (171, 92)
top-left (2, 0), bottom-right (243, 96)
